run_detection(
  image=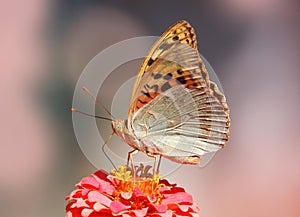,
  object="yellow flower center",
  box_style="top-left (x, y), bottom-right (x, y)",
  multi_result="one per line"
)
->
top-left (111, 165), bottom-right (165, 208)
